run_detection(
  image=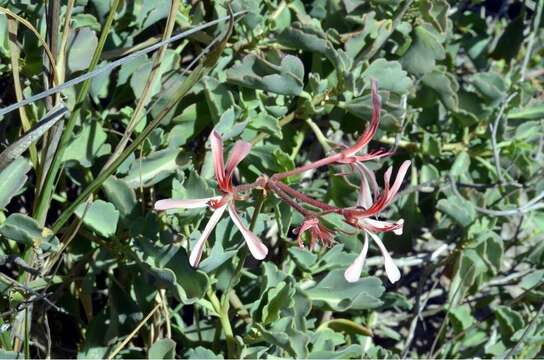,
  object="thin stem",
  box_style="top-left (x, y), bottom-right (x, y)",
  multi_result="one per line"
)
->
top-left (0, 11), bottom-right (247, 119)
top-left (271, 180), bottom-right (337, 211)
top-left (305, 118), bottom-right (332, 152)
top-left (36, 0), bottom-right (70, 195)
top-left (268, 181), bottom-right (315, 217)
top-left (107, 304), bottom-right (161, 360)
top-left (208, 291), bottom-right (235, 358)
top-left (7, 19), bottom-right (38, 168)
top-left (0, 7), bottom-right (60, 86)
top-left (449, 175), bottom-right (544, 216)
top-left (521, 0), bottom-right (543, 80)
top-left (272, 152), bottom-right (342, 181)
top-left (233, 177), bottom-right (266, 193)
top-left (249, 190), bottom-right (265, 231)
top-left (489, 92), bottom-right (517, 186)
